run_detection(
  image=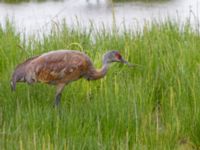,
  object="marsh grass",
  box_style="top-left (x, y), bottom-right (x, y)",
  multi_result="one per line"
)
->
top-left (0, 20), bottom-right (200, 149)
